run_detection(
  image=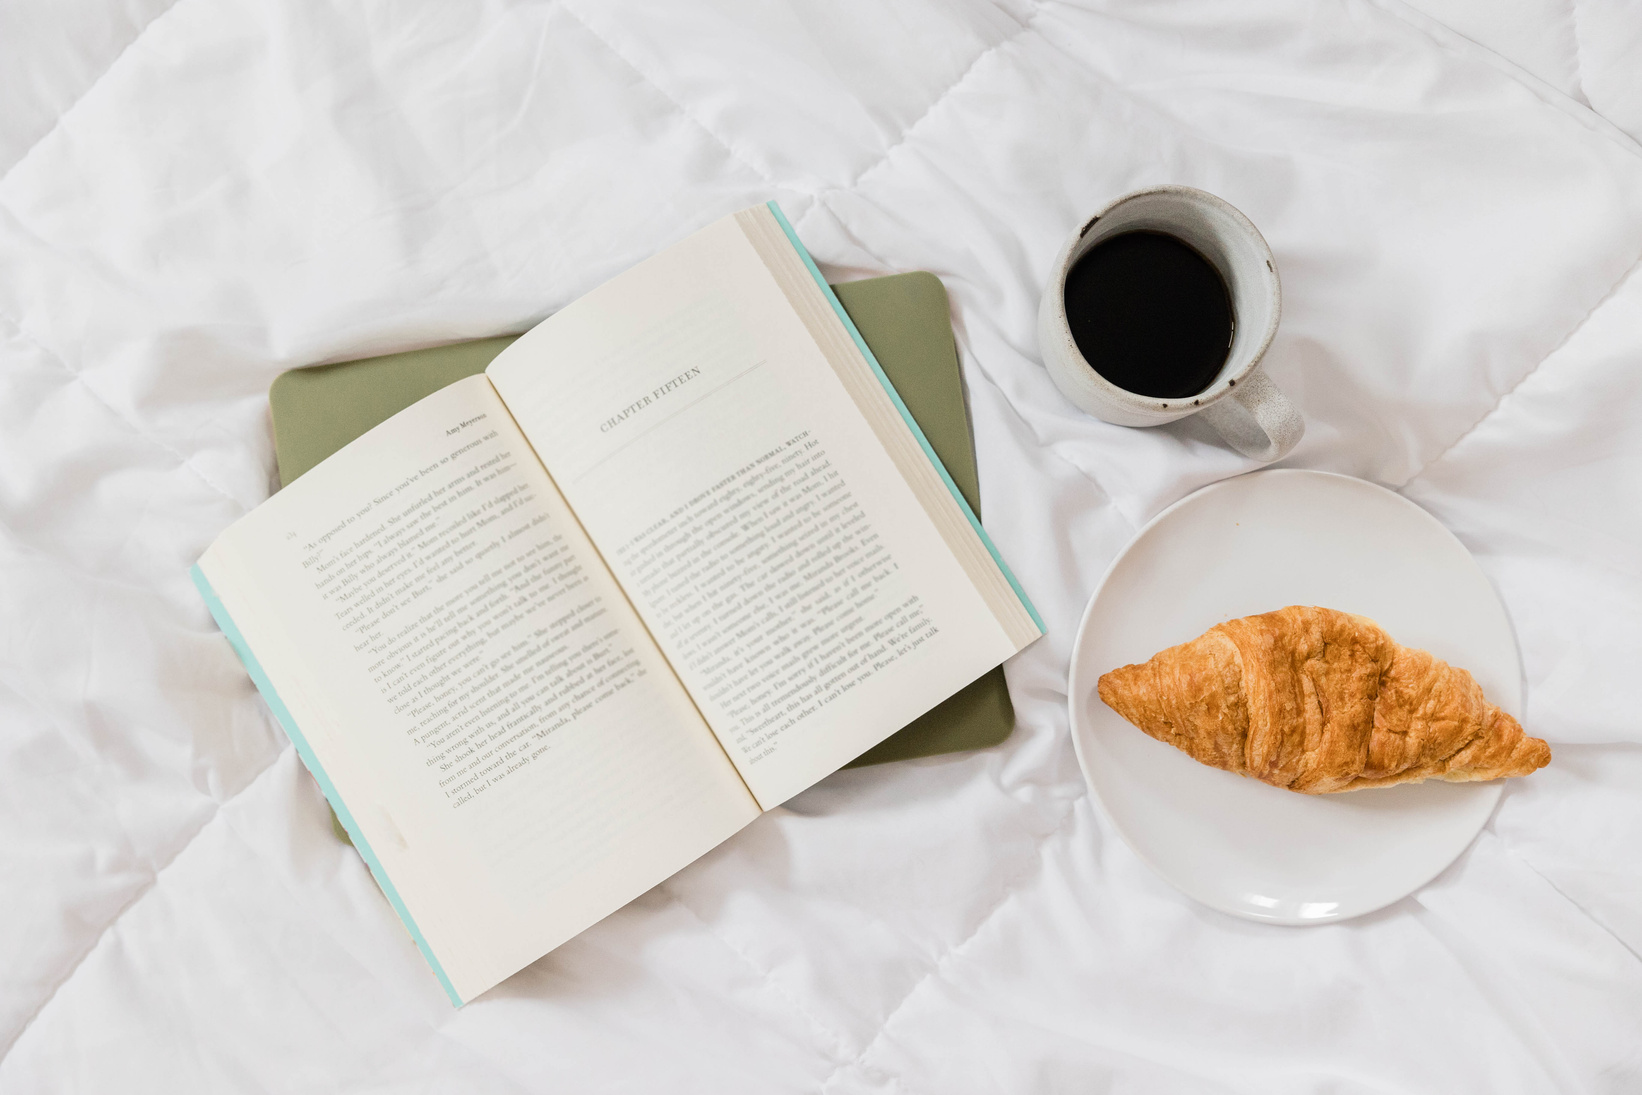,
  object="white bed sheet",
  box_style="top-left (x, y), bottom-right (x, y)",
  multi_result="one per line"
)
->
top-left (1, 1), bottom-right (1639, 1091)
